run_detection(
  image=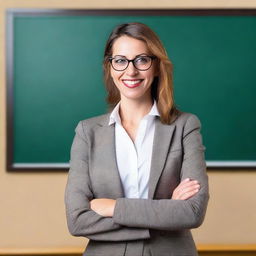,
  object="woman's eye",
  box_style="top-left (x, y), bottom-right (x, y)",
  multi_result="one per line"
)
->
top-left (114, 58), bottom-right (127, 64)
top-left (135, 56), bottom-right (149, 64)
